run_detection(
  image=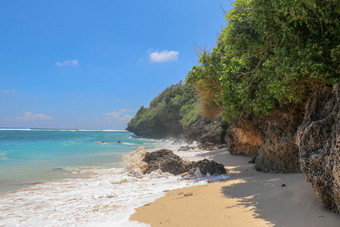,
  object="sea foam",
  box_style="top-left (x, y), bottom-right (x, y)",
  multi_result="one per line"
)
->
top-left (0, 147), bottom-right (228, 227)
